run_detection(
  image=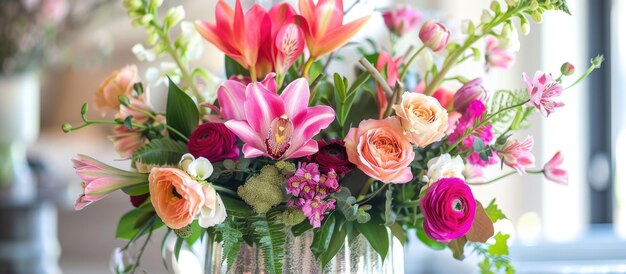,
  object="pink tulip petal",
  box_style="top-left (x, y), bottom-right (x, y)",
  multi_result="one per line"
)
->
top-left (280, 78), bottom-right (310, 118)
top-left (244, 82), bottom-right (285, 135)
